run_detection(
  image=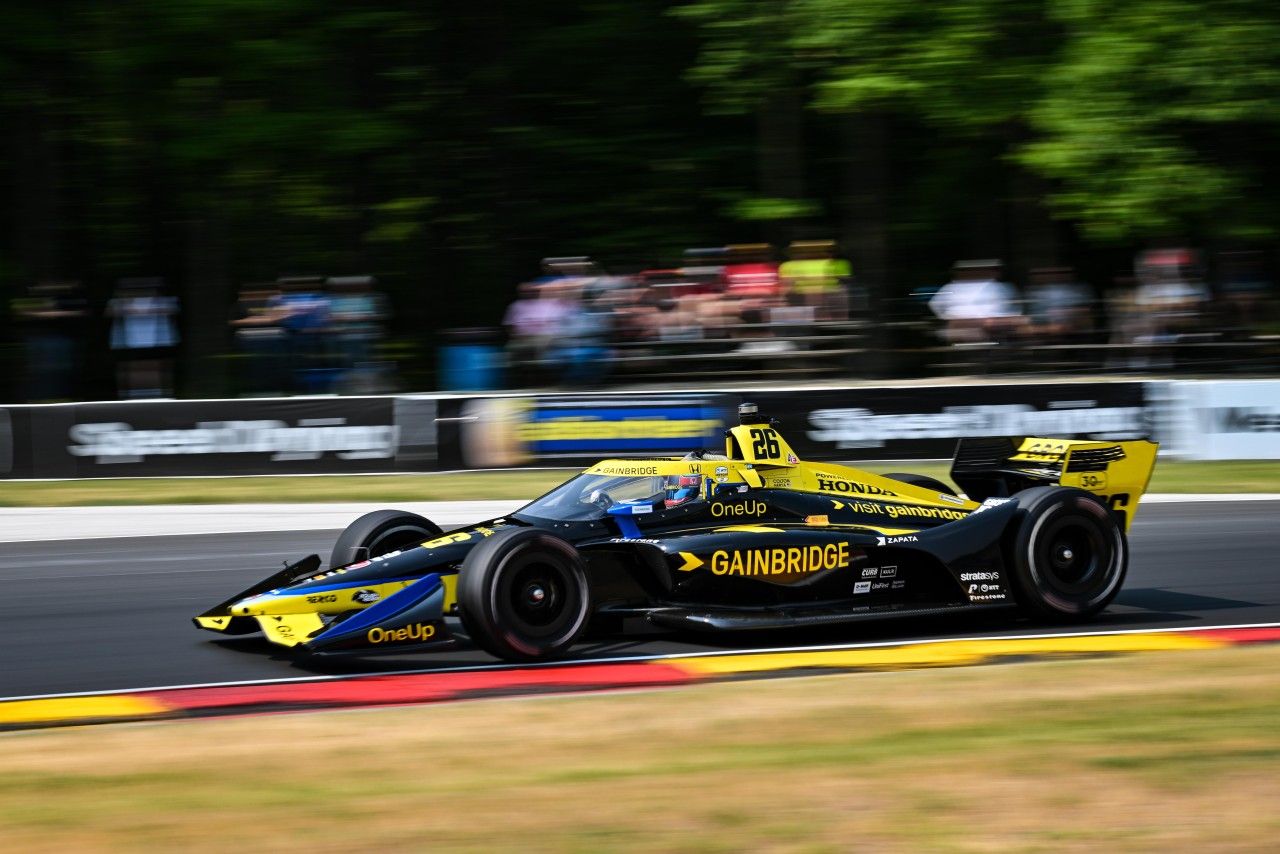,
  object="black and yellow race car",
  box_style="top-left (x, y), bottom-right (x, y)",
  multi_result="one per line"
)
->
top-left (195, 403), bottom-right (1158, 662)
